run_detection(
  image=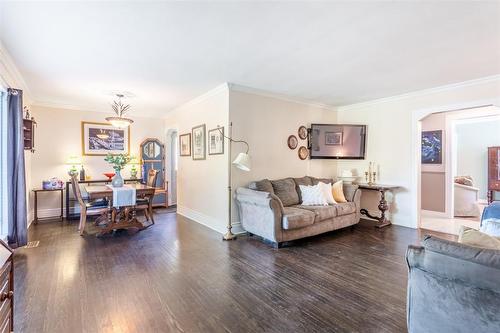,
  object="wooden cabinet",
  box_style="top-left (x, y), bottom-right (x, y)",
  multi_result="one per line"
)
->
top-left (140, 138), bottom-right (168, 207)
top-left (488, 146), bottom-right (500, 204)
top-left (23, 118), bottom-right (36, 152)
top-left (0, 241), bottom-right (13, 333)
